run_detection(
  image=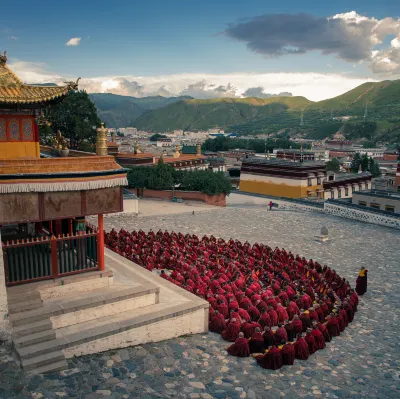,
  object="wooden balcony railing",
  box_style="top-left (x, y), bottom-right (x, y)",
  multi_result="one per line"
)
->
top-left (2, 231), bottom-right (99, 286)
